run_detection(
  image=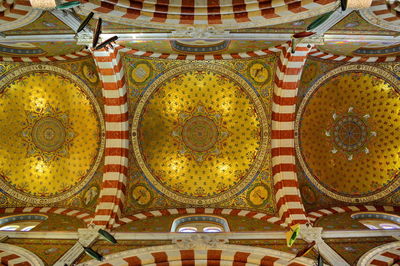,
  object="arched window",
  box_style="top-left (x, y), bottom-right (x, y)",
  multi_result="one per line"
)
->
top-left (171, 215), bottom-right (230, 233)
top-left (0, 214), bottom-right (47, 232)
top-left (351, 212), bottom-right (400, 230)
